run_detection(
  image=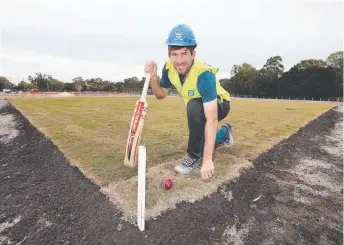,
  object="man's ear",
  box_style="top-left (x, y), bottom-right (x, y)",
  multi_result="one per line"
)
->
top-left (192, 49), bottom-right (196, 58)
